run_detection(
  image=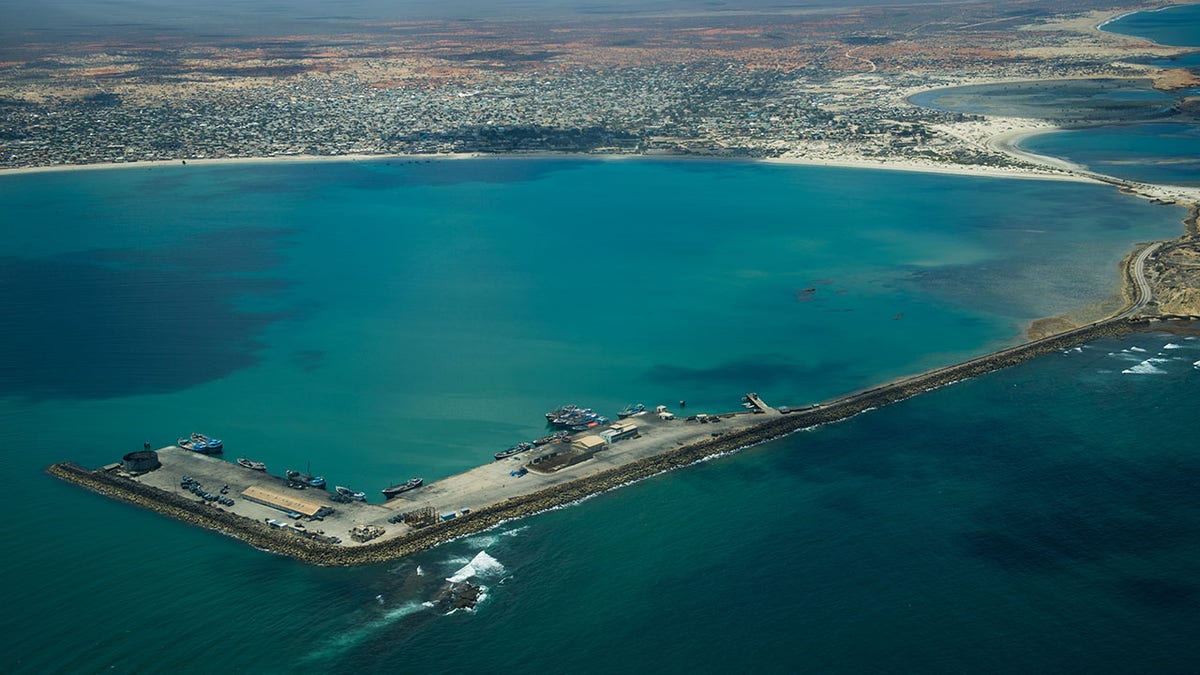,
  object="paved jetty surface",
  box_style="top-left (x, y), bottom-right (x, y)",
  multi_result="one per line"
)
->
top-left (131, 408), bottom-right (770, 547)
